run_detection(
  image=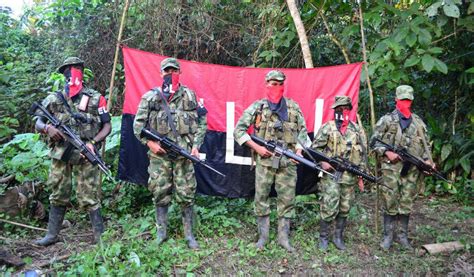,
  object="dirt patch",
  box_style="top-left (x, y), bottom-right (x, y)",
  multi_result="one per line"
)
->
top-left (1, 222), bottom-right (96, 275)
